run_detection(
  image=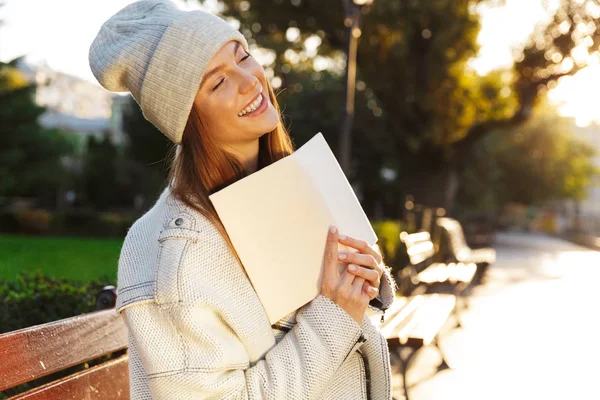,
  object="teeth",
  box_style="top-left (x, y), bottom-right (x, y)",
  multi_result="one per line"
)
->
top-left (238, 94), bottom-right (263, 117)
